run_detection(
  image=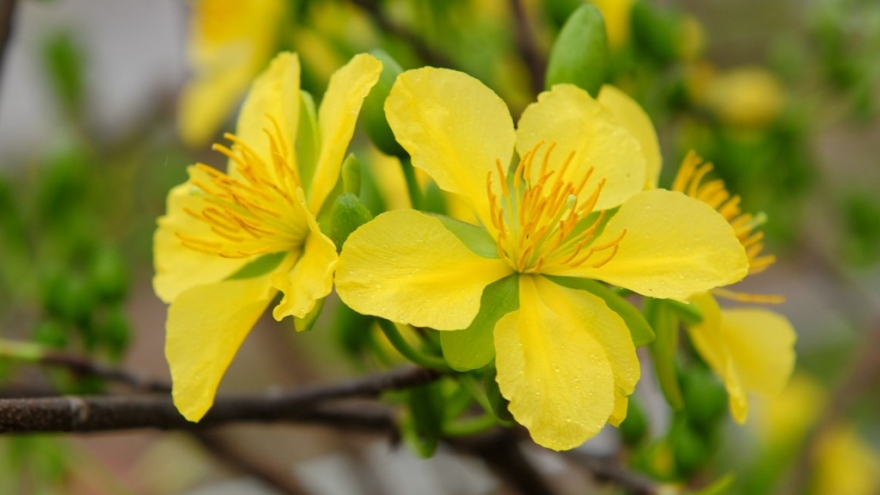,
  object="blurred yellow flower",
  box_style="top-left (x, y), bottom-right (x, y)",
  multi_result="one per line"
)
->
top-left (336, 68), bottom-right (748, 451)
top-left (591, 0), bottom-right (635, 50)
top-left (178, 0), bottom-right (286, 147)
top-left (705, 67), bottom-right (785, 129)
top-left (155, 52), bottom-right (381, 421)
top-left (813, 426), bottom-right (880, 495)
top-left (676, 152), bottom-right (796, 424)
